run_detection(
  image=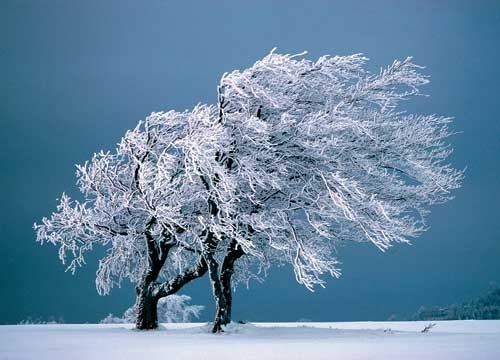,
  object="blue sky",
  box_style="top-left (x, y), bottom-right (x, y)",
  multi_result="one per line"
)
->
top-left (1, 0), bottom-right (499, 324)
